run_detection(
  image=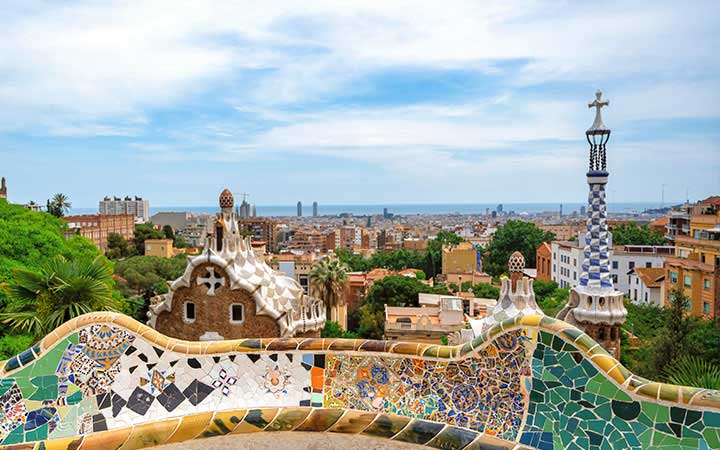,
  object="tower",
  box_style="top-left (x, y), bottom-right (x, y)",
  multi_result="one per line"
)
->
top-left (297, 201), bottom-right (302, 217)
top-left (313, 201), bottom-right (318, 217)
top-left (557, 90), bottom-right (627, 359)
top-left (0, 177), bottom-right (6, 200)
